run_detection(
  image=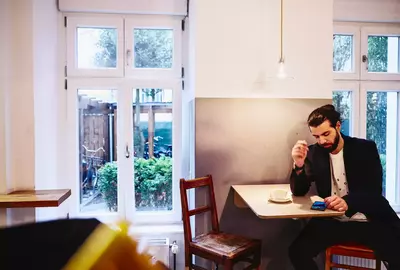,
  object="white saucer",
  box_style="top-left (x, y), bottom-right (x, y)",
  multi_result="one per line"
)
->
top-left (269, 196), bottom-right (292, 203)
